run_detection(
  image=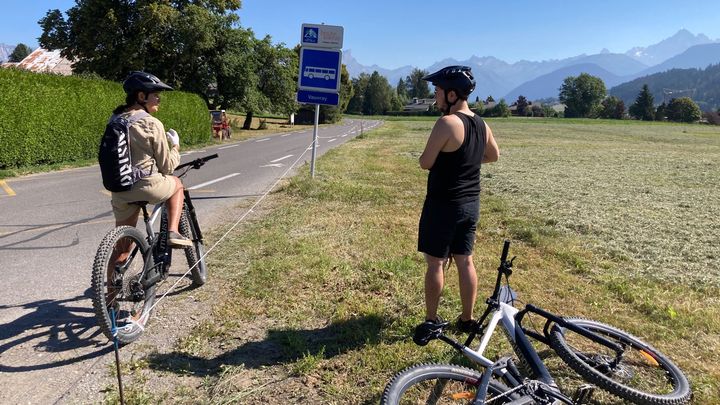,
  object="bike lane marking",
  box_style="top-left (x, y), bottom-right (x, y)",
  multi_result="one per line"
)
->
top-left (218, 144), bottom-right (240, 150)
top-left (0, 180), bottom-right (16, 196)
top-left (187, 173), bottom-right (241, 190)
